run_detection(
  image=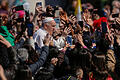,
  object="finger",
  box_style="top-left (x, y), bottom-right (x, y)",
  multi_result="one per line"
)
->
top-left (51, 58), bottom-right (55, 61)
top-left (0, 40), bottom-right (5, 44)
top-left (0, 36), bottom-right (6, 42)
top-left (67, 30), bottom-right (71, 34)
top-left (64, 27), bottom-right (67, 31)
top-left (69, 15), bottom-right (72, 19)
top-left (72, 16), bottom-right (76, 20)
top-left (0, 35), bottom-right (4, 40)
top-left (67, 27), bottom-right (71, 31)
